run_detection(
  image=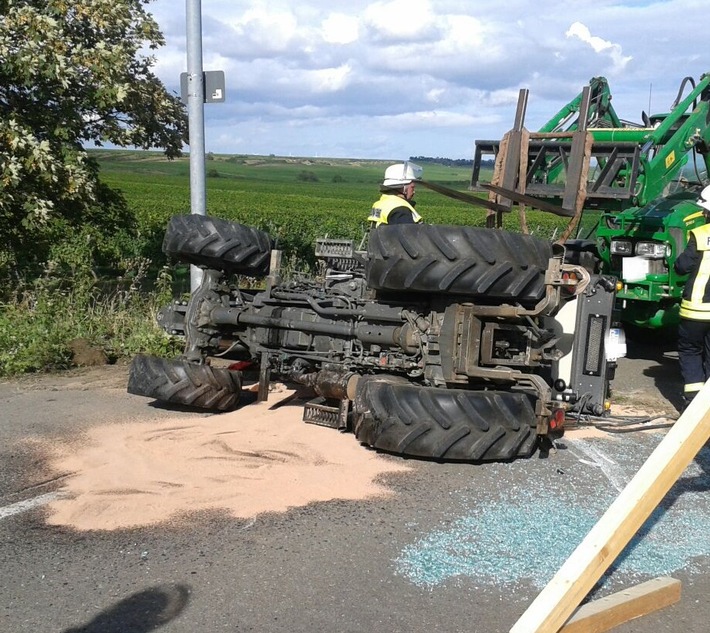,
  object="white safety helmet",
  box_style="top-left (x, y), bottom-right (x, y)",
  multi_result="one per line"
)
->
top-left (382, 161), bottom-right (423, 187)
top-left (698, 185), bottom-right (710, 213)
